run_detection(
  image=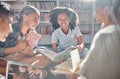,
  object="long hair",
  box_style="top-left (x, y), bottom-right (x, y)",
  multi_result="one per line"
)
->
top-left (18, 5), bottom-right (40, 26)
top-left (49, 7), bottom-right (79, 31)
